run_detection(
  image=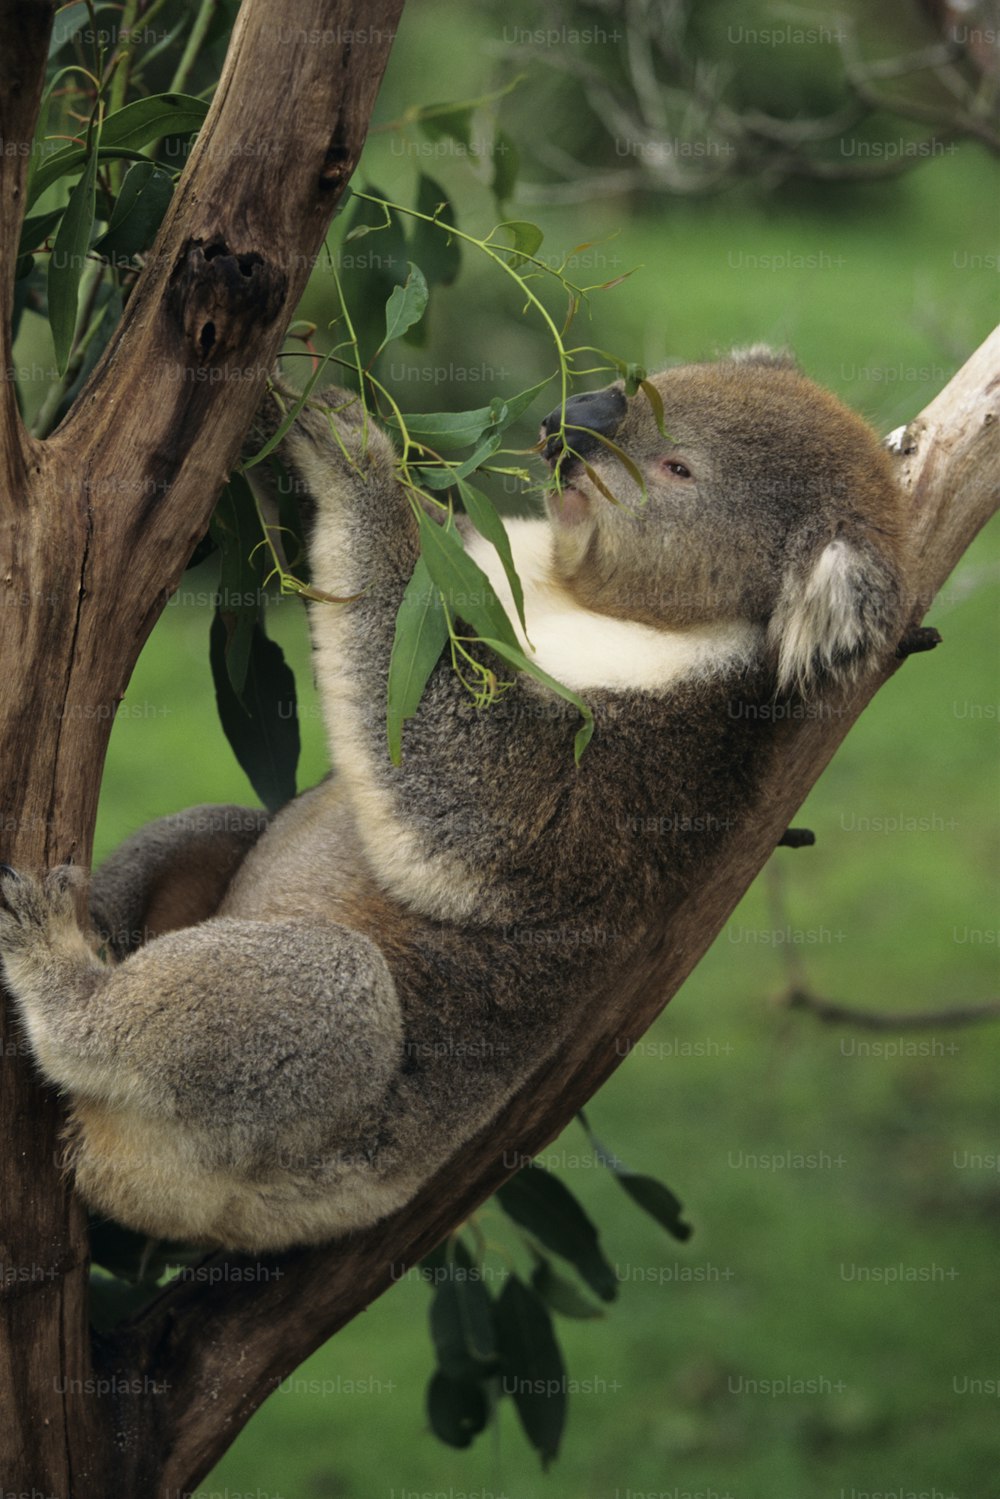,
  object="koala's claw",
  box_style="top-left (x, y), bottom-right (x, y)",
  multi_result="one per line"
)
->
top-left (0, 865), bottom-right (82, 951)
